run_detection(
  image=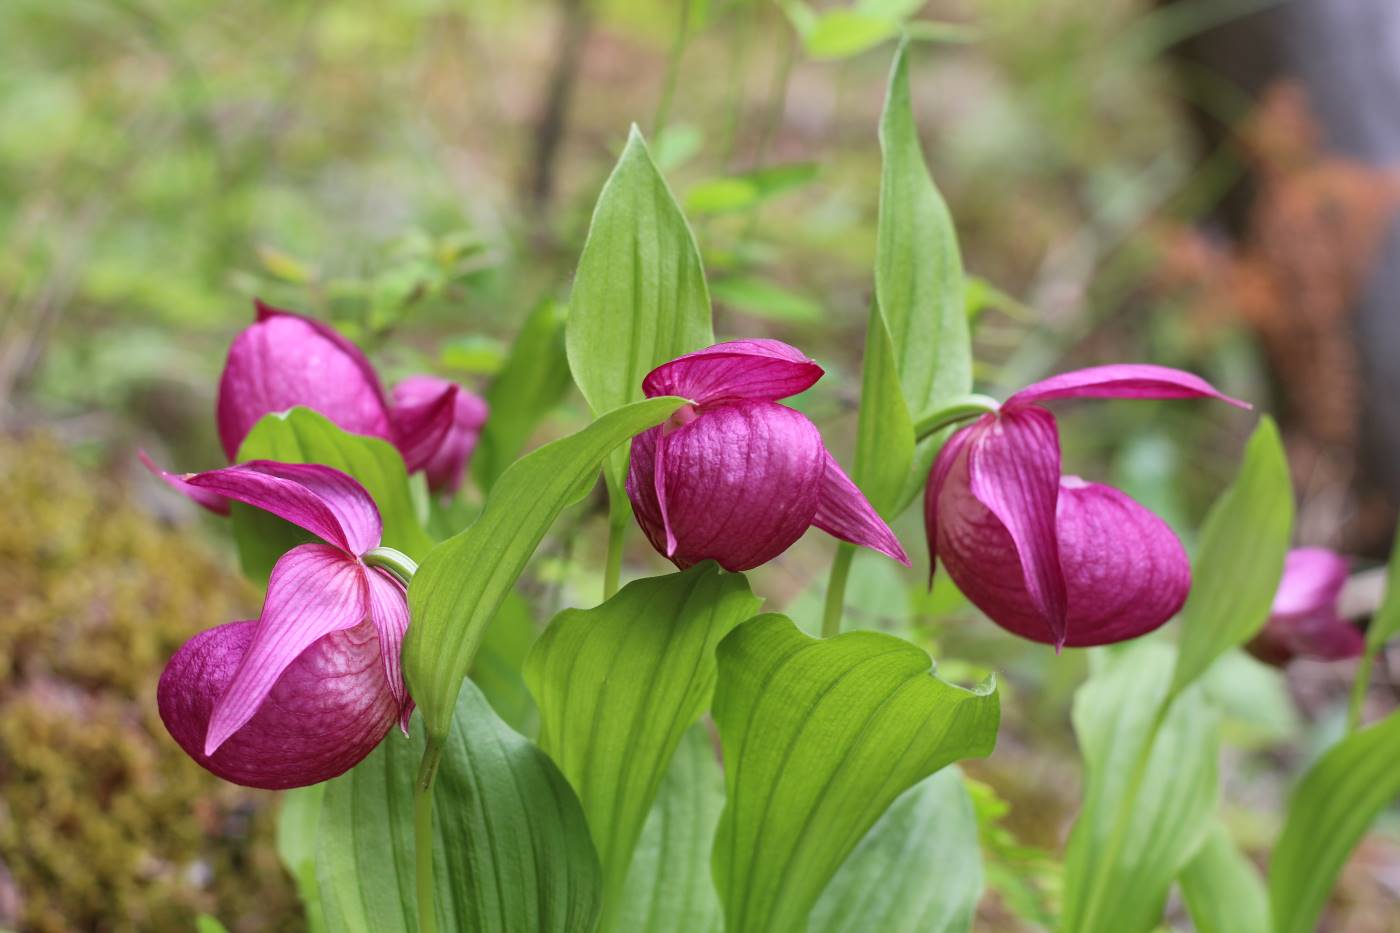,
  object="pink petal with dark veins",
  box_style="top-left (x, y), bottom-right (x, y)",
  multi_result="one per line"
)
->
top-left (1003, 364), bottom-right (1250, 412)
top-left (158, 618), bottom-right (398, 789)
top-left (811, 450), bottom-right (909, 565)
top-left (365, 565), bottom-right (413, 732)
top-left (391, 375), bottom-right (487, 491)
top-left (642, 339), bottom-right (823, 405)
